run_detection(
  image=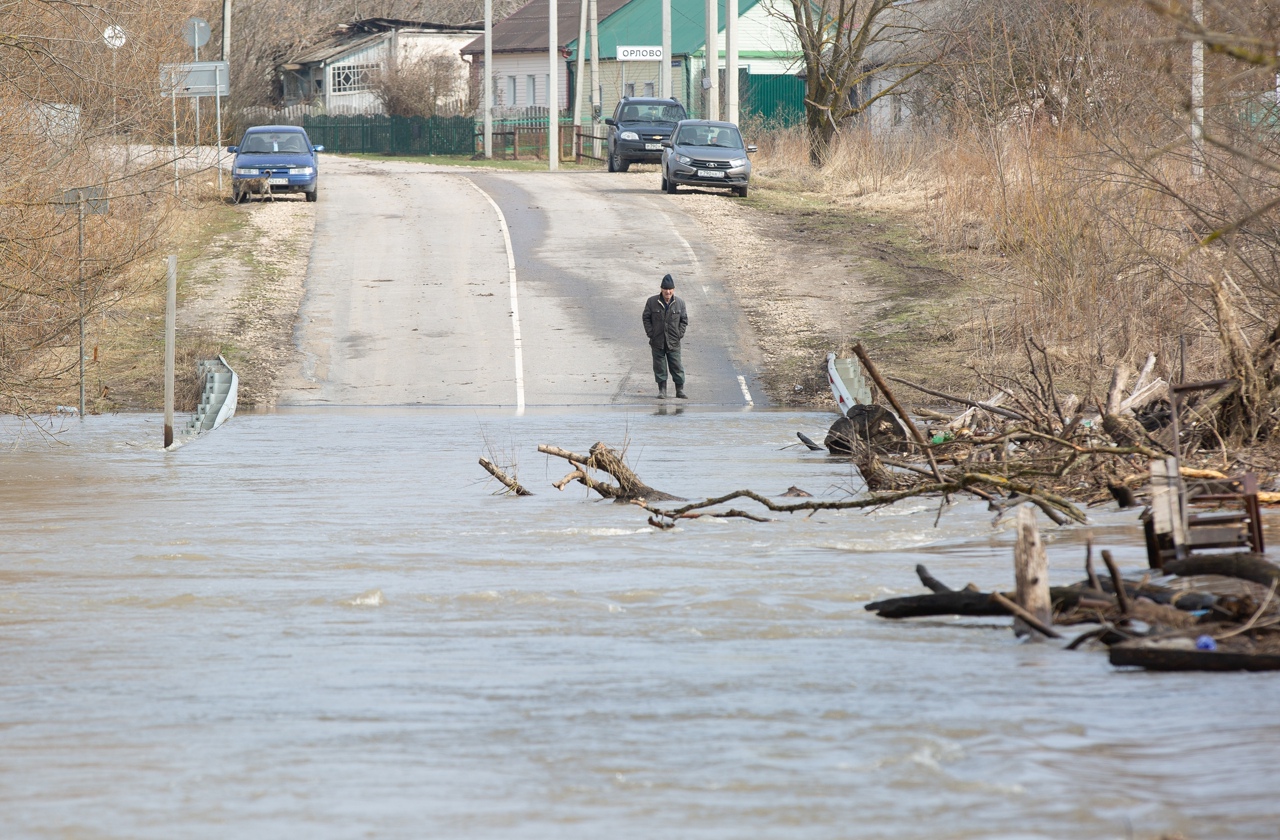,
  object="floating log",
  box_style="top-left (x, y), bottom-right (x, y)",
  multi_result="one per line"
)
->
top-left (865, 589), bottom-right (1007, 619)
top-left (1110, 642), bottom-right (1280, 672)
top-left (1162, 554), bottom-right (1280, 588)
